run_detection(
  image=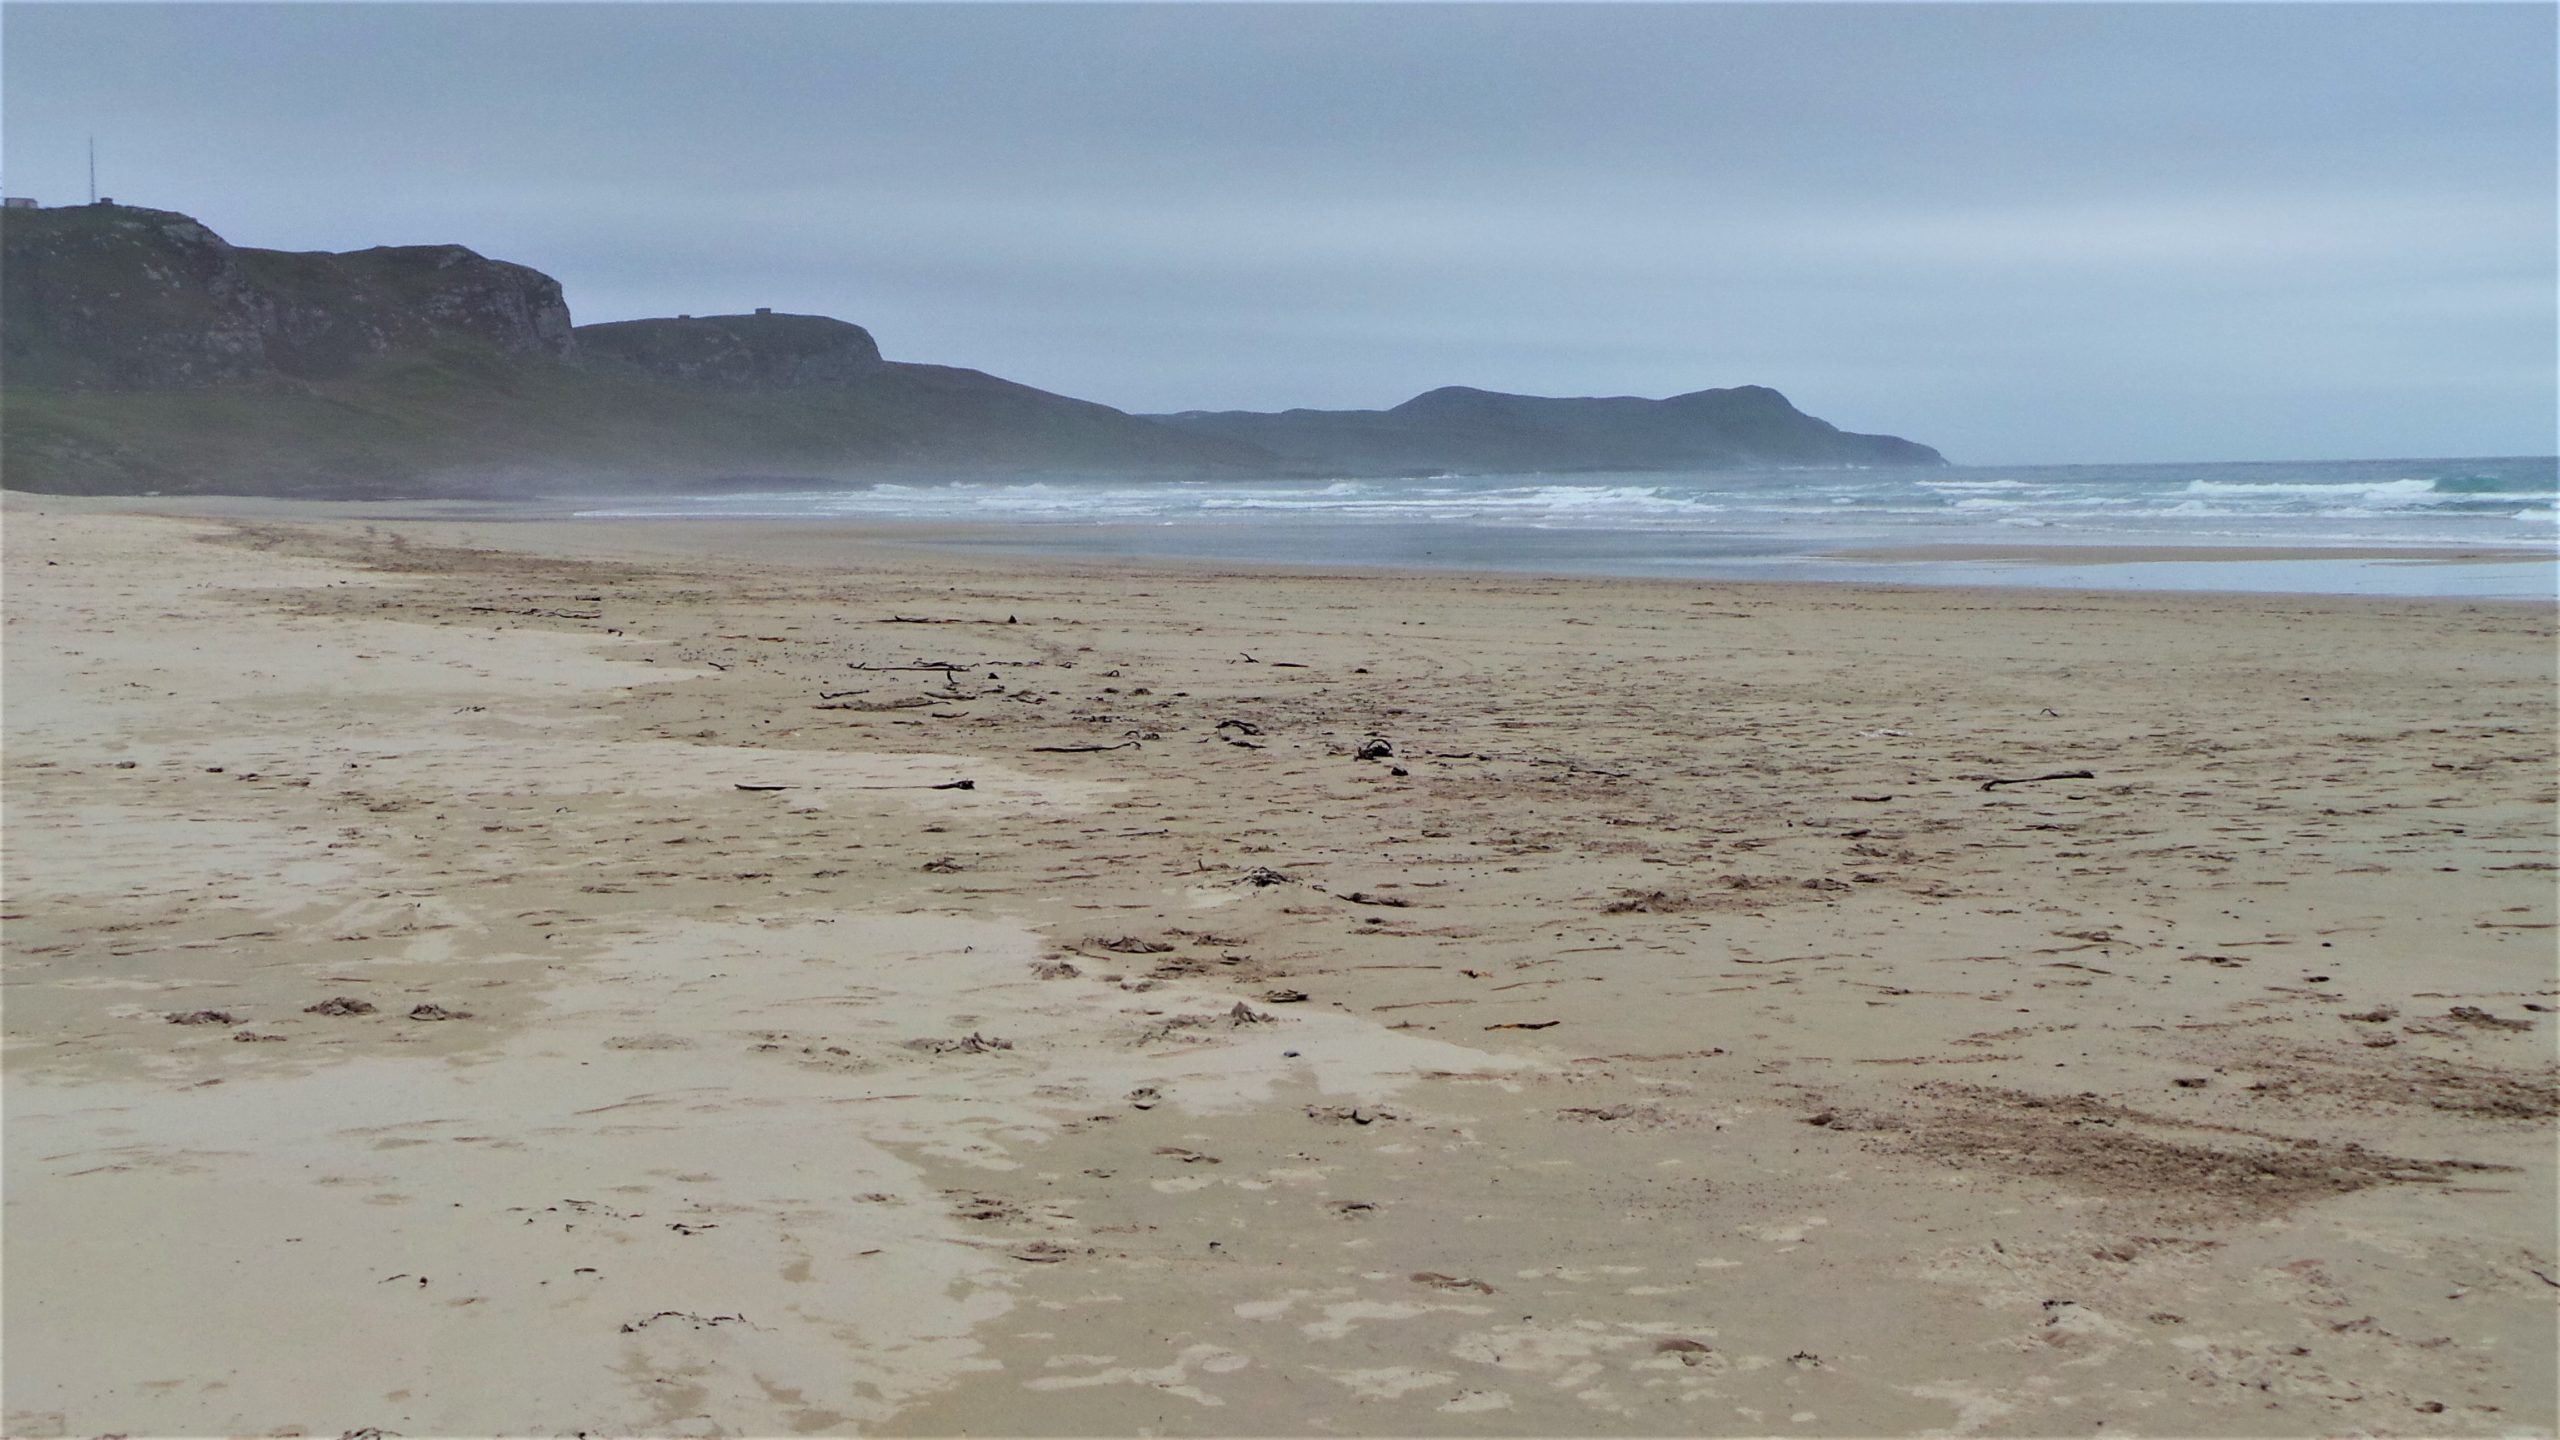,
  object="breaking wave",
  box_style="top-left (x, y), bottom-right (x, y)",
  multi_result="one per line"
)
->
top-left (579, 456), bottom-right (2559, 554)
